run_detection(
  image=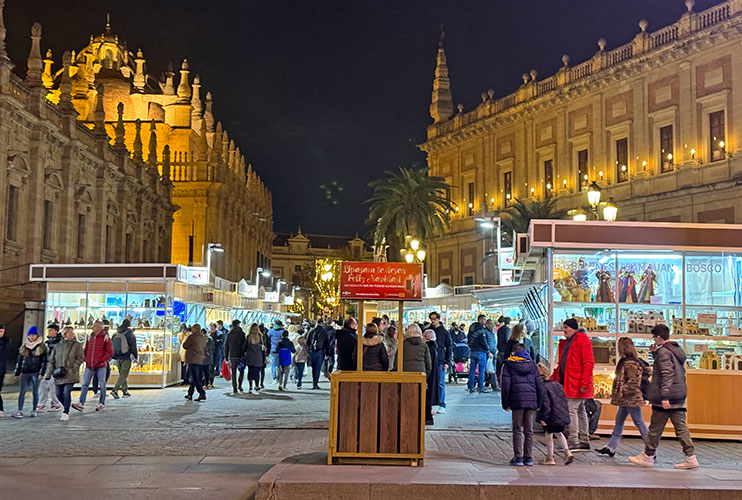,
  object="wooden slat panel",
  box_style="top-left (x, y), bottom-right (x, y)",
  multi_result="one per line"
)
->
top-left (337, 381), bottom-right (360, 453)
top-left (378, 382), bottom-right (399, 453)
top-left (399, 382), bottom-right (420, 454)
top-left (358, 382), bottom-right (380, 453)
